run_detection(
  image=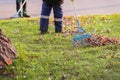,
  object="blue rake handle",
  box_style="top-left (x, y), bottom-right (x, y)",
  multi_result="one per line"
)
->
top-left (77, 20), bottom-right (86, 33)
top-left (71, 1), bottom-right (86, 33)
